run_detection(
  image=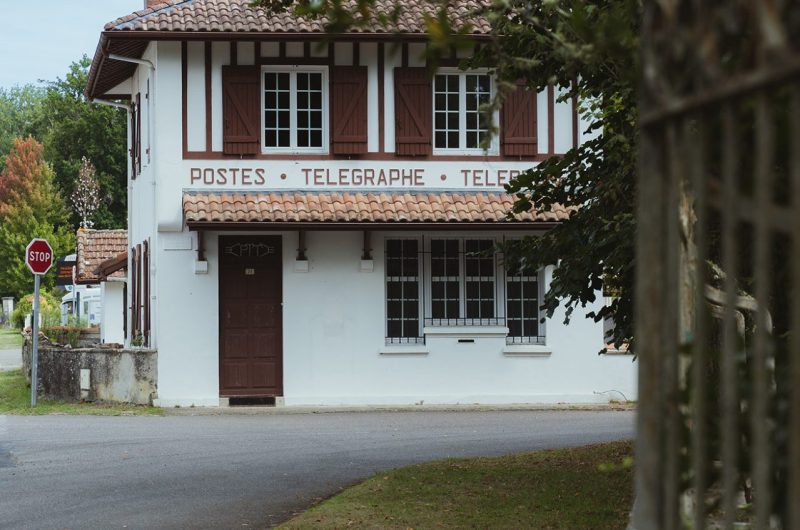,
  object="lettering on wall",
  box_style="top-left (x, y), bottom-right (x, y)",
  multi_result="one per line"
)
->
top-left (224, 243), bottom-right (276, 258)
top-left (189, 166), bottom-right (524, 189)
